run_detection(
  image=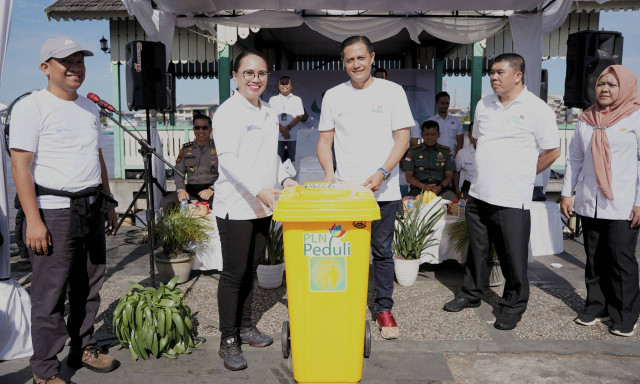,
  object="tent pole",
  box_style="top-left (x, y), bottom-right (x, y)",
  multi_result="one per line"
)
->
top-left (111, 61), bottom-right (125, 179)
top-left (218, 45), bottom-right (231, 104)
top-left (470, 42), bottom-right (484, 121)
